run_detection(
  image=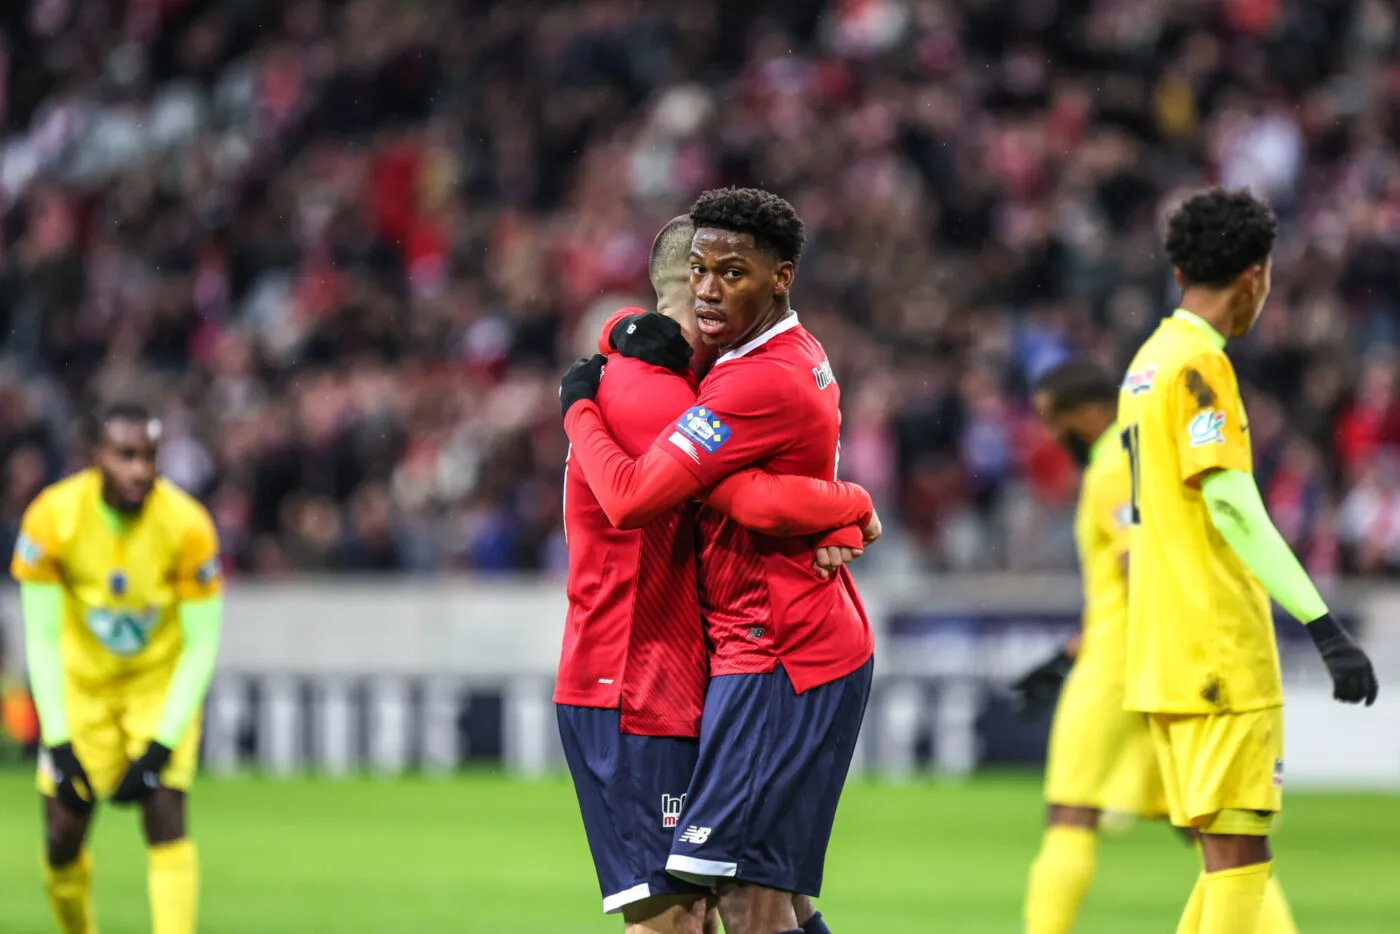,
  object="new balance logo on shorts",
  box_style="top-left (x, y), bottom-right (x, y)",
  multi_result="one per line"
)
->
top-left (678, 825), bottom-right (711, 845)
top-left (661, 794), bottom-right (686, 828)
